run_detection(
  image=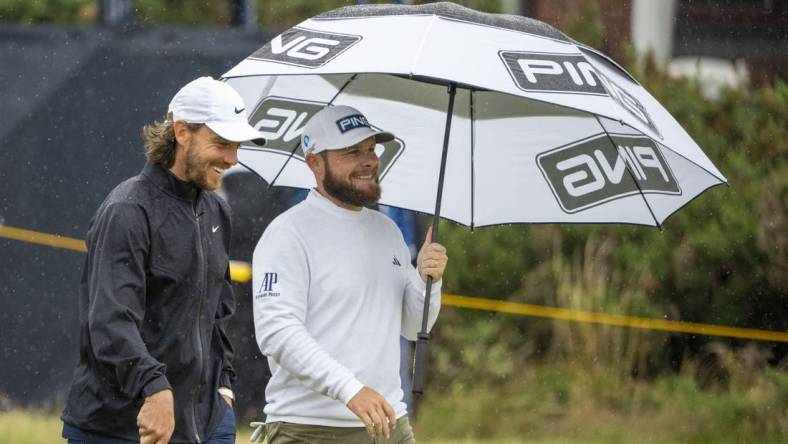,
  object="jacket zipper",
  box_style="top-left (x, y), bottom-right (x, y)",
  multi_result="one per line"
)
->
top-left (192, 202), bottom-right (206, 443)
